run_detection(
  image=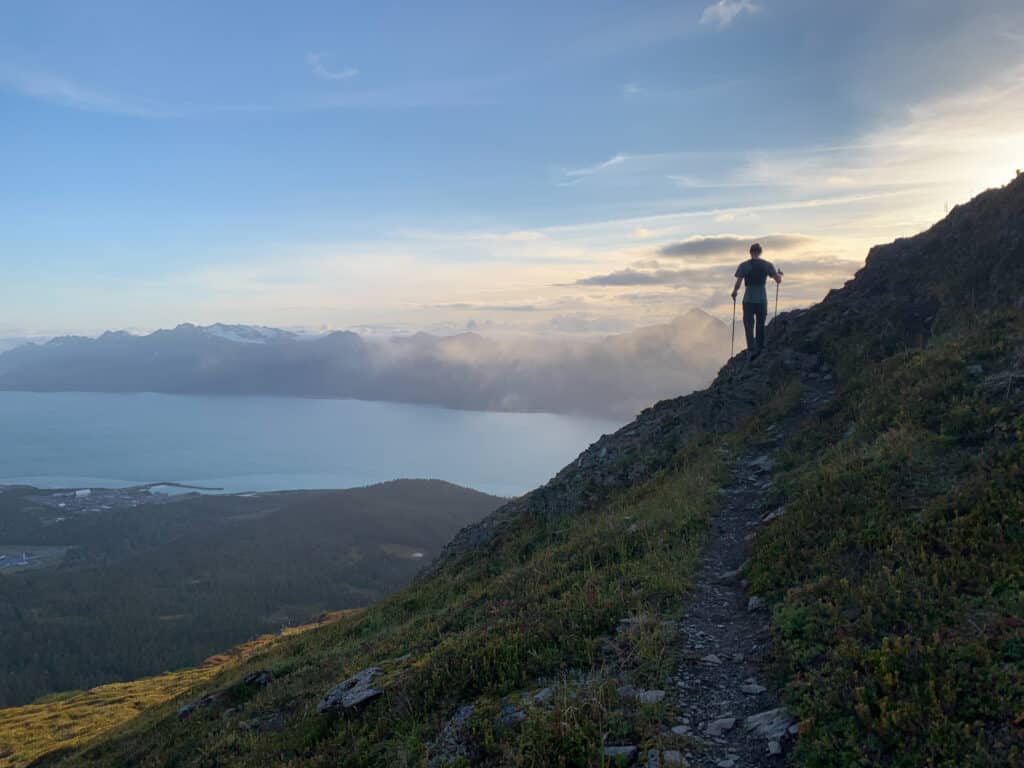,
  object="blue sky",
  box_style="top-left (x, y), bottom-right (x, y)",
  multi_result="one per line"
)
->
top-left (1, 0), bottom-right (1022, 336)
